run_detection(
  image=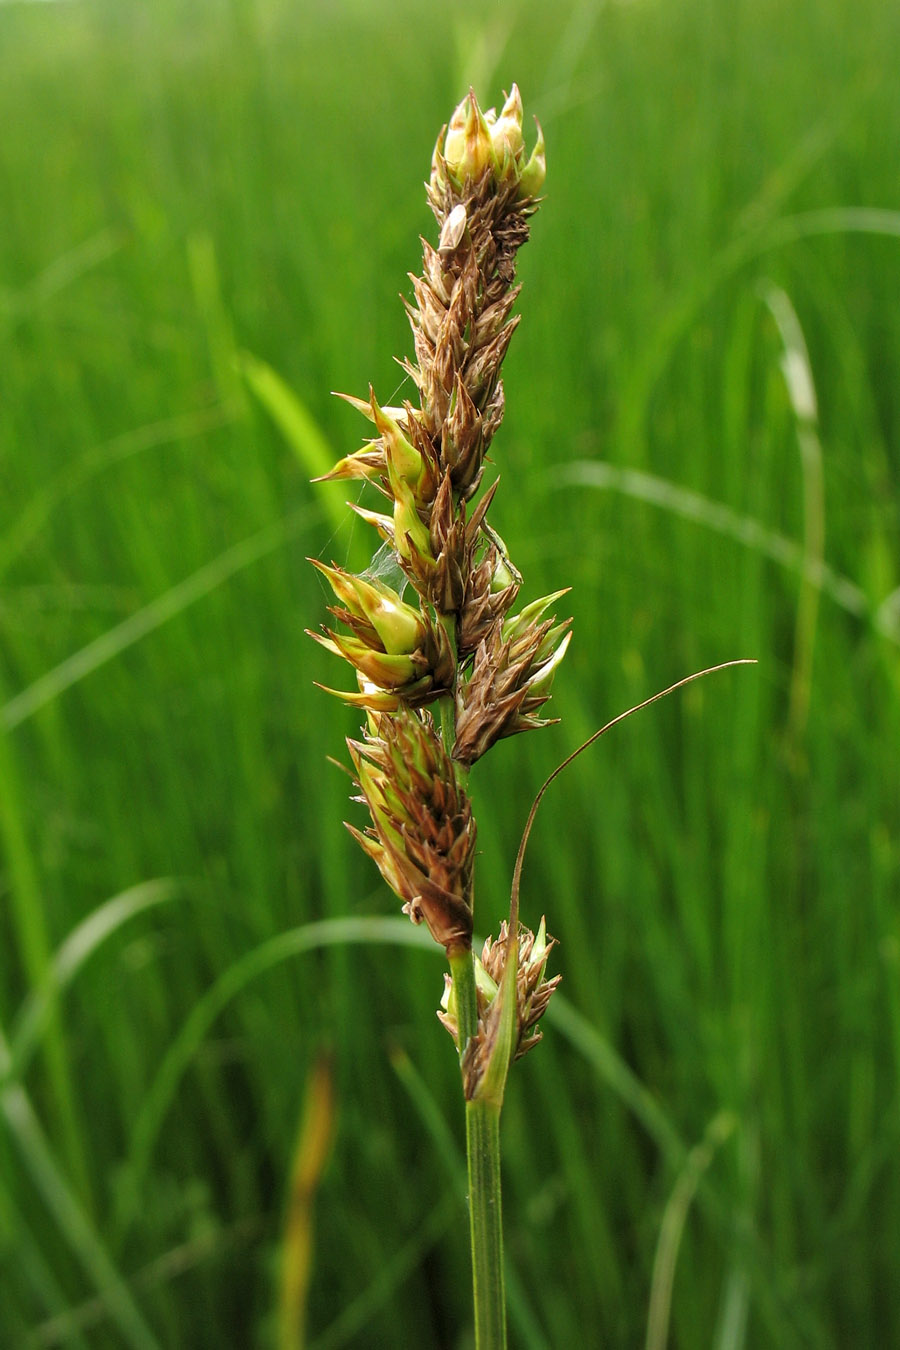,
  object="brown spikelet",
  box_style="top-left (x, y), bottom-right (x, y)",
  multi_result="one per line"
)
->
top-left (438, 918), bottom-right (561, 1071)
top-left (347, 708), bottom-right (475, 953)
top-left (453, 608), bottom-right (572, 766)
